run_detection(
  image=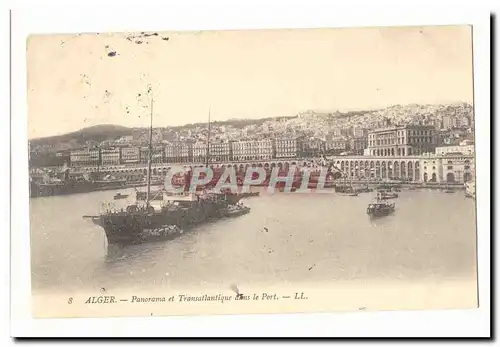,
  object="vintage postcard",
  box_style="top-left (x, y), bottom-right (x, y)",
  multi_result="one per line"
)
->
top-left (26, 25), bottom-right (478, 319)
